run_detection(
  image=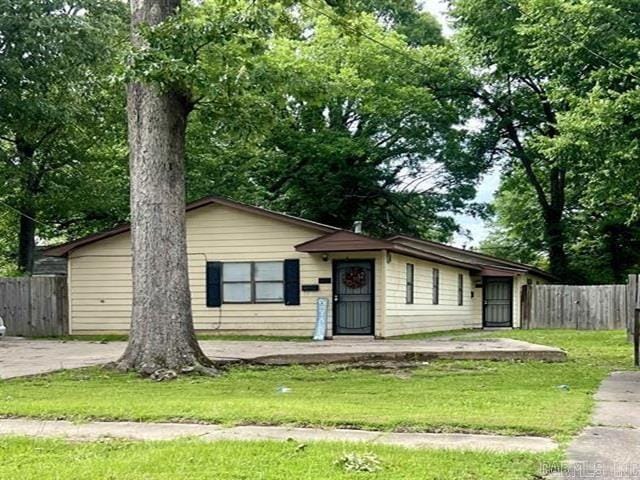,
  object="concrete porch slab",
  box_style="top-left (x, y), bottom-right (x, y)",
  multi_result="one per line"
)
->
top-left (0, 336), bottom-right (566, 379)
top-left (203, 338), bottom-right (567, 365)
